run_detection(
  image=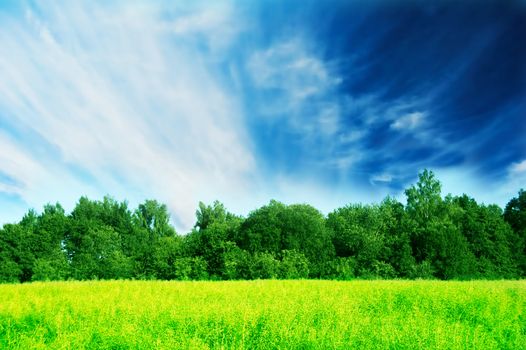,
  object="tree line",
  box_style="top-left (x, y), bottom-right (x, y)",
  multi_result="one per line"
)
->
top-left (0, 170), bottom-right (525, 282)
